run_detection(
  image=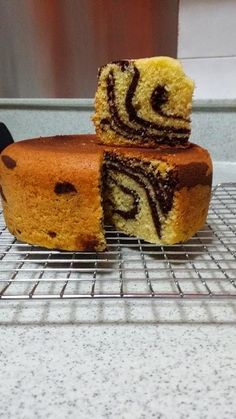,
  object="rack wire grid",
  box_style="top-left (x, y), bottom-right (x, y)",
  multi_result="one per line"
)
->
top-left (0, 183), bottom-right (235, 301)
